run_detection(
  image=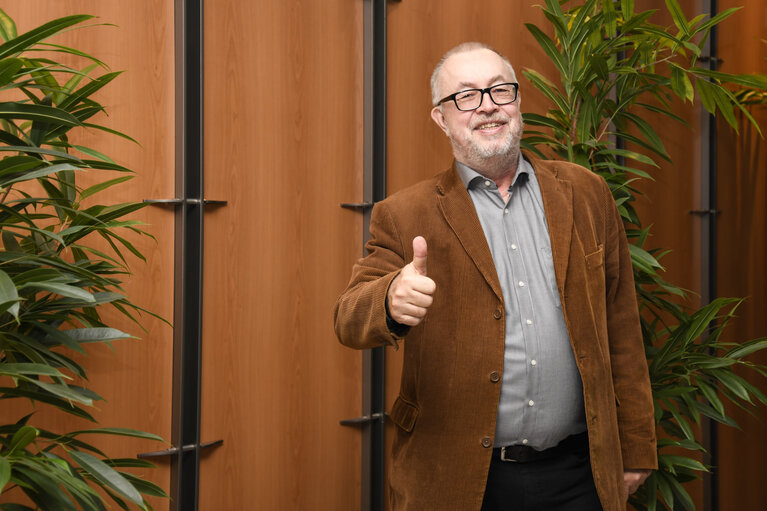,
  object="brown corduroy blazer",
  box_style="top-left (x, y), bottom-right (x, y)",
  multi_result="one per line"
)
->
top-left (334, 155), bottom-right (657, 511)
